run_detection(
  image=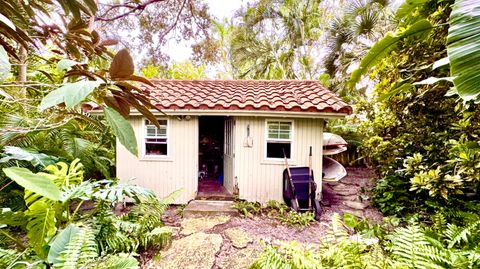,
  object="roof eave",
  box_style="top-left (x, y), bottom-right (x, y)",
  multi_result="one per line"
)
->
top-left (89, 109), bottom-right (349, 119)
